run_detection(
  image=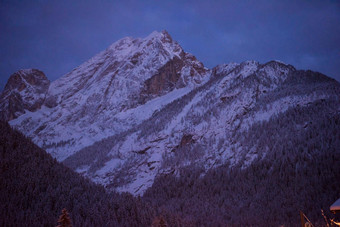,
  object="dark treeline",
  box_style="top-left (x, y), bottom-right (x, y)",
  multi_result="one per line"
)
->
top-left (0, 121), bottom-right (162, 226)
top-left (144, 99), bottom-right (340, 227)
